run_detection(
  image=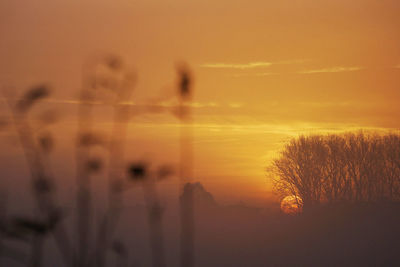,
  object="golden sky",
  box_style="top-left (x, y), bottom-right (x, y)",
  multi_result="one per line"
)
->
top-left (1, 0), bottom-right (400, 205)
